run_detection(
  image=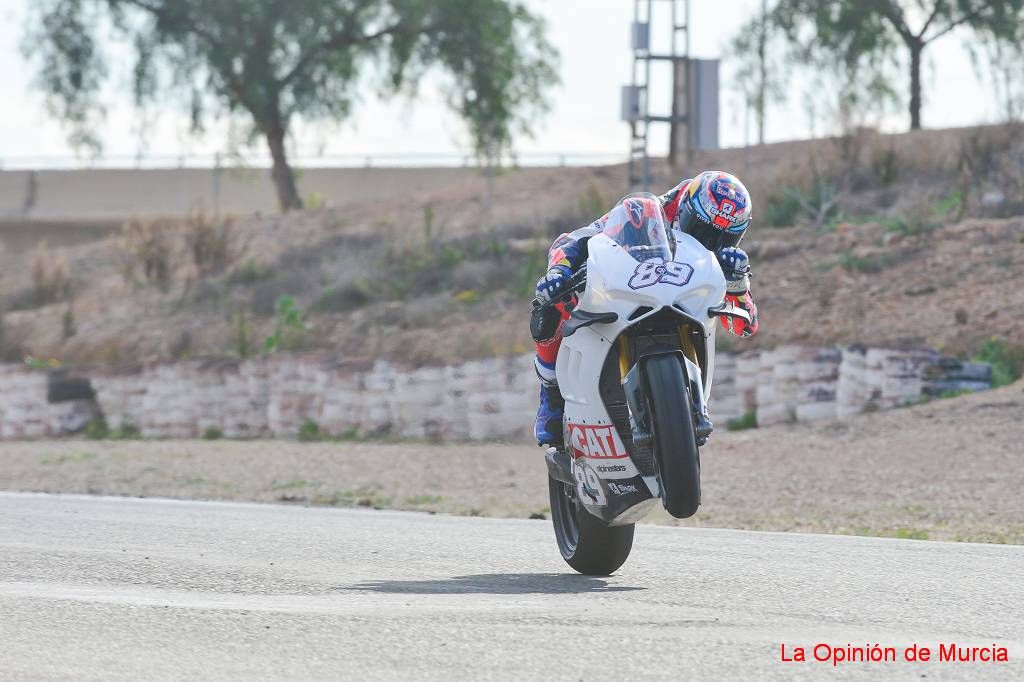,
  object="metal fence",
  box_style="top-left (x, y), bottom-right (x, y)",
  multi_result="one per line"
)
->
top-left (0, 151), bottom-right (627, 171)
